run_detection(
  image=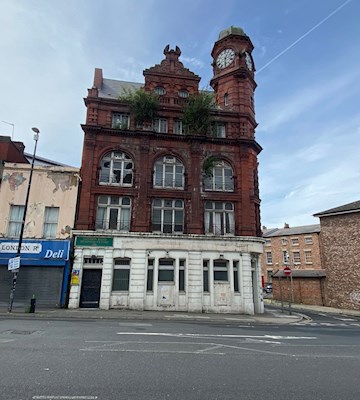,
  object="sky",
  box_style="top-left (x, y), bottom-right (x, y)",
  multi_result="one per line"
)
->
top-left (1, 0), bottom-right (359, 229)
